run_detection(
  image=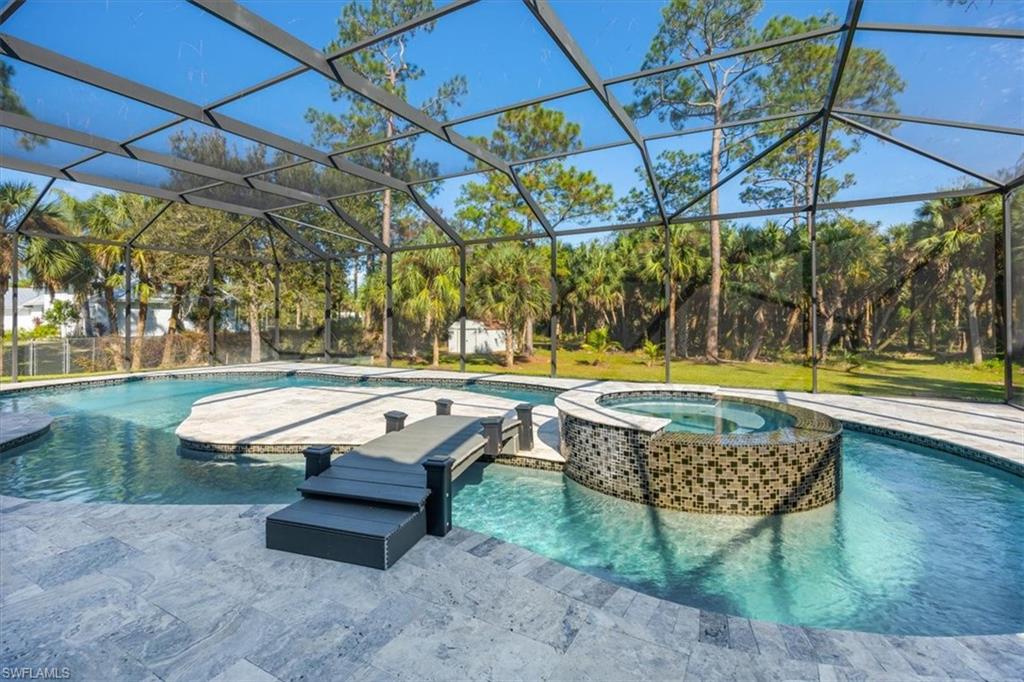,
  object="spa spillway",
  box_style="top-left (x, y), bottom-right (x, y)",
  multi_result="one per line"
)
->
top-left (555, 384), bottom-right (842, 515)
